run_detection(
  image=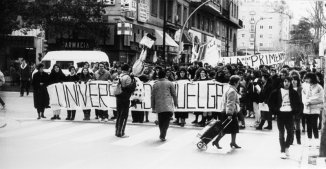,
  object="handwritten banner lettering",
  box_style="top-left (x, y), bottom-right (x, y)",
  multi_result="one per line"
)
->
top-left (47, 80), bottom-right (229, 112)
